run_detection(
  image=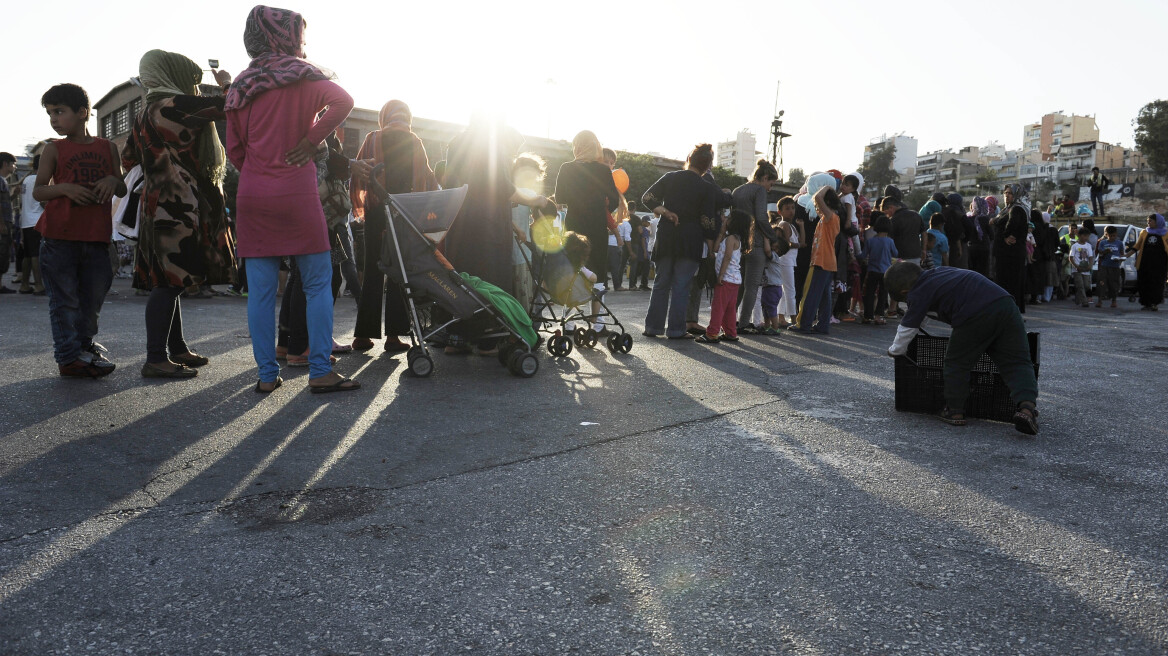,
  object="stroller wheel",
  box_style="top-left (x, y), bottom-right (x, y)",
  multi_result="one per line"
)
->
top-left (548, 334), bottom-right (573, 357)
top-left (619, 333), bottom-right (634, 354)
top-left (605, 333), bottom-right (621, 353)
top-left (508, 351), bottom-right (539, 378)
top-left (572, 327), bottom-right (589, 348)
top-left (409, 353), bottom-right (434, 377)
top-left (406, 346), bottom-right (424, 363)
top-left (581, 329), bottom-right (599, 349)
